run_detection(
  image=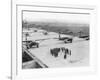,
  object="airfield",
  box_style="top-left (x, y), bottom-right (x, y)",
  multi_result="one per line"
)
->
top-left (22, 28), bottom-right (89, 68)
